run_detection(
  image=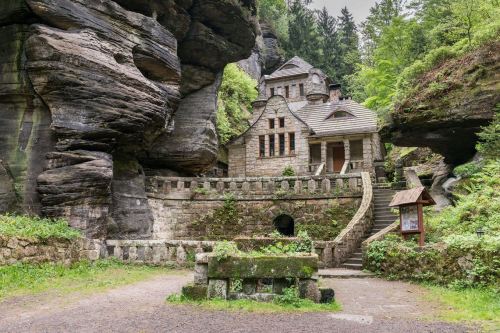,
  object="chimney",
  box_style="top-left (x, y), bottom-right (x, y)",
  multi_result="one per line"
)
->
top-left (329, 84), bottom-right (341, 102)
